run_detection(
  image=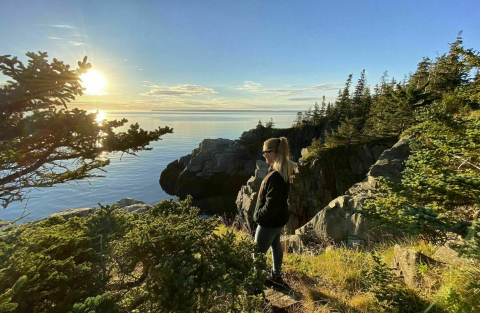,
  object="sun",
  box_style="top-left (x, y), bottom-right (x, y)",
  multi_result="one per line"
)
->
top-left (80, 70), bottom-right (107, 95)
